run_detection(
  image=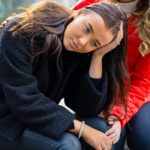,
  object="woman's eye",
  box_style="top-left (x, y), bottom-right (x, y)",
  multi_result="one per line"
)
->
top-left (91, 41), bottom-right (98, 48)
top-left (84, 25), bottom-right (90, 33)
